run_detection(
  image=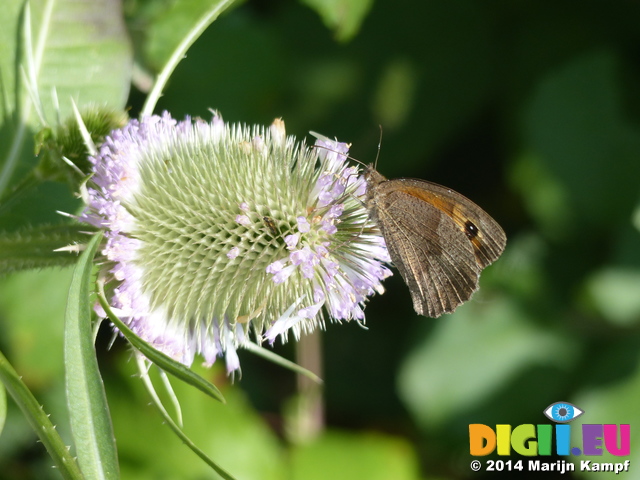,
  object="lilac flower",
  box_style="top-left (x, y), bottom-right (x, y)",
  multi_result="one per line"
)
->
top-left (81, 112), bottom-right (391, 373)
